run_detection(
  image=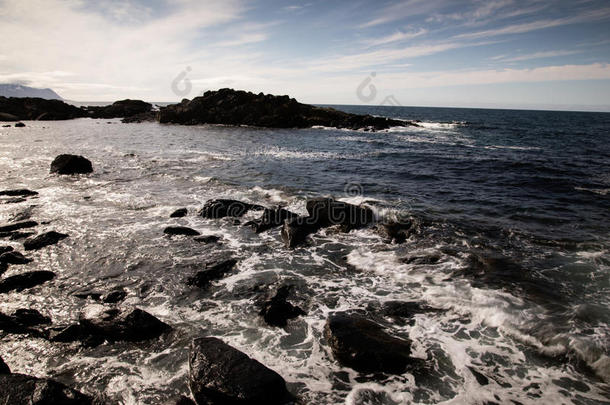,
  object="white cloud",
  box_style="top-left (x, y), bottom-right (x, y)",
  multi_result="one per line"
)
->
top-left (361, 28), bottom-right (428, 47)
top-left (493, 50), bottom-right (582, 62)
